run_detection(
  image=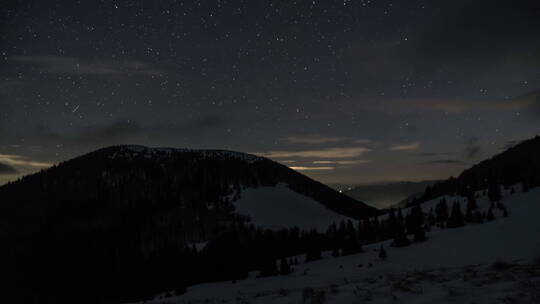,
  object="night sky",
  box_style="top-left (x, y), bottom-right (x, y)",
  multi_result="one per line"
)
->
top-left (1, 0), bottom-right (539, 185)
